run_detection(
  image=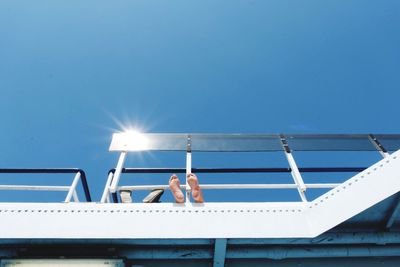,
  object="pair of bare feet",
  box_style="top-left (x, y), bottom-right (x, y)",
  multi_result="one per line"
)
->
top-left (169, 173), bottom-right (204, 203)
